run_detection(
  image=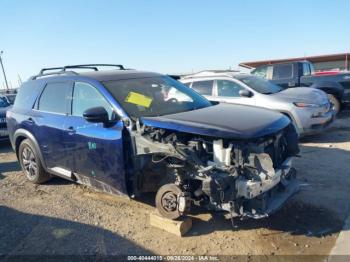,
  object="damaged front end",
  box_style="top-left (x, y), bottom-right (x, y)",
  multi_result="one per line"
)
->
top-left (127, 120), bottom-right (300, 220)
